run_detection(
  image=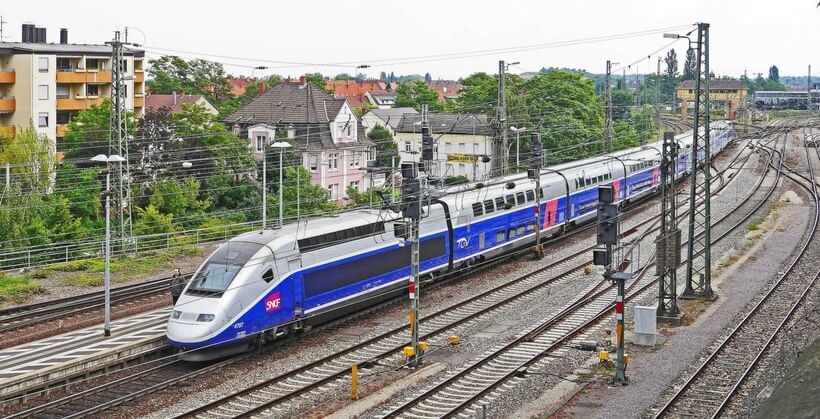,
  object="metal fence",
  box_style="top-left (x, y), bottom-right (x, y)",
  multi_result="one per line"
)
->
top-left (0, 220), bottom-right (264, 271)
